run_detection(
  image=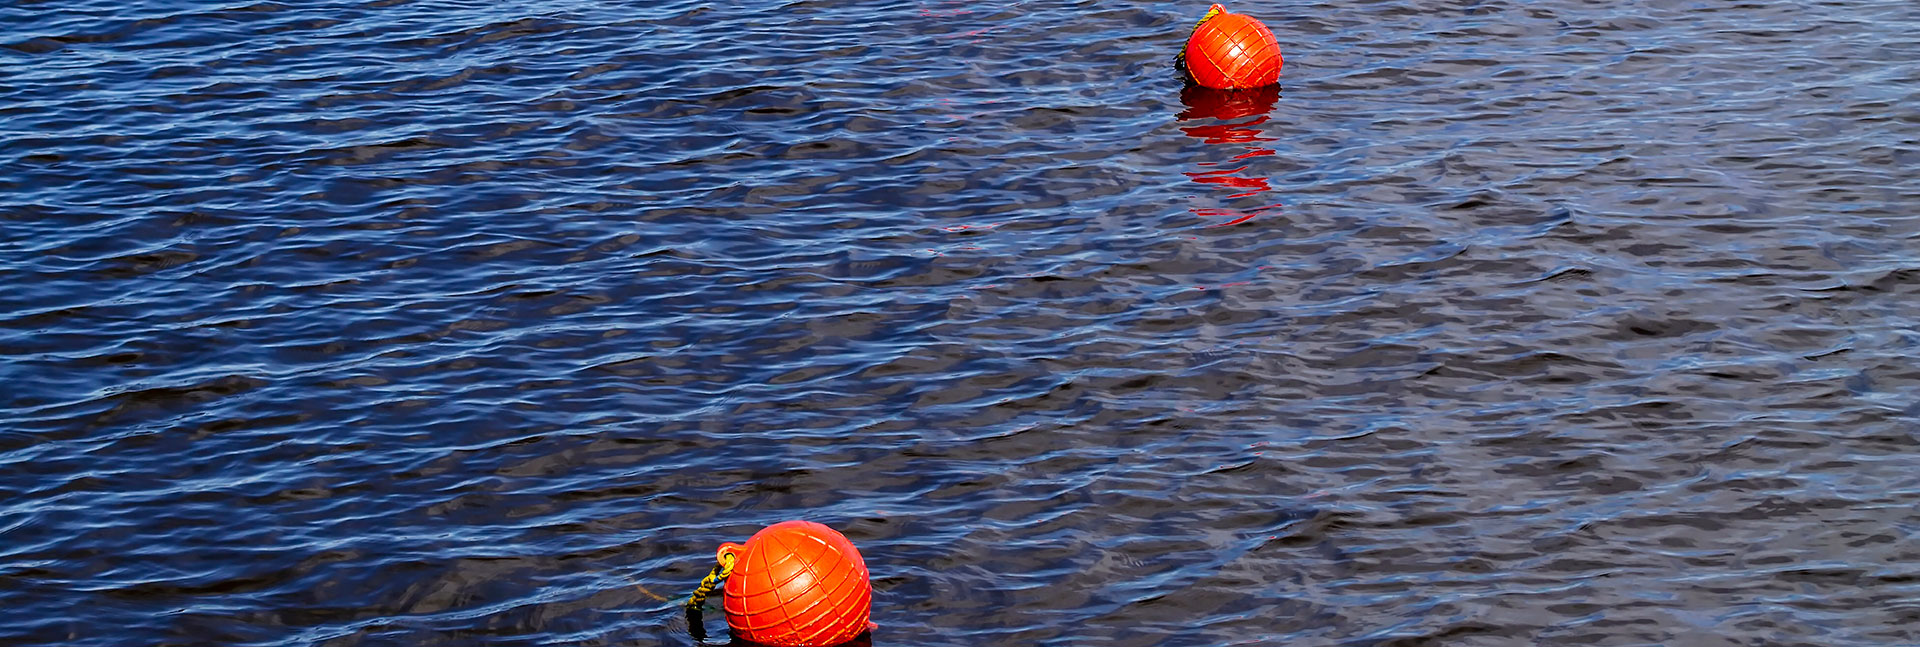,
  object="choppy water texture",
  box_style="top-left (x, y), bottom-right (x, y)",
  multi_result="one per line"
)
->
top-left (5, 0), bottom-right (1920, 645)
